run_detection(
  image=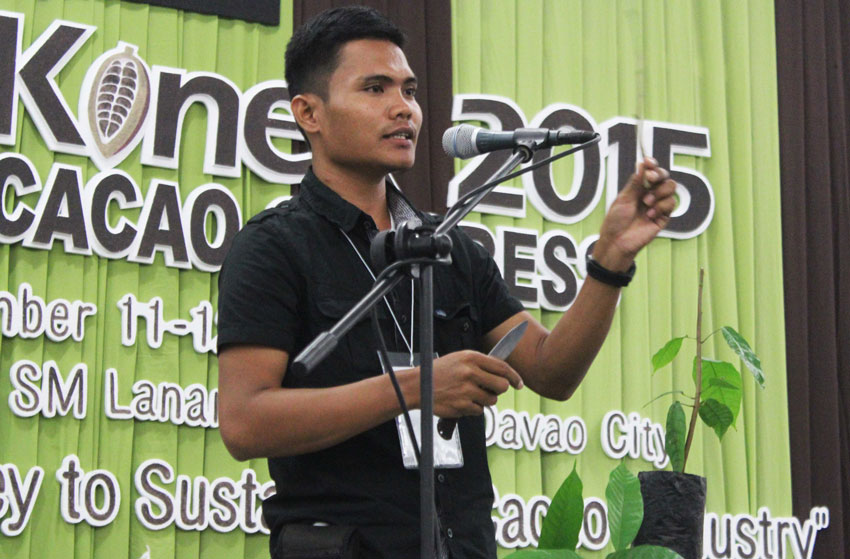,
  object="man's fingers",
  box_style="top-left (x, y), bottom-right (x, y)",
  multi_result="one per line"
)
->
top-left (624, 157), bottom-right (667, 200)
top-left (647, 194), bottom-right (677, 222)
top-left (470, 387), bottom-right (499, 408)
top-left (642, 178), bottom-right (677, 206)
top-left (475, 354), bottom-right (524, 390)
top-left (433, 351), bottom-right (524, 417)
top-left (644, 166), bottom-right (670, 186)
top-left (652, 177), bottom-right (677, 197)
top-left (643, 178), bottom-right (678, 220)
top-left (471, 368), bottom-right (511, 395)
